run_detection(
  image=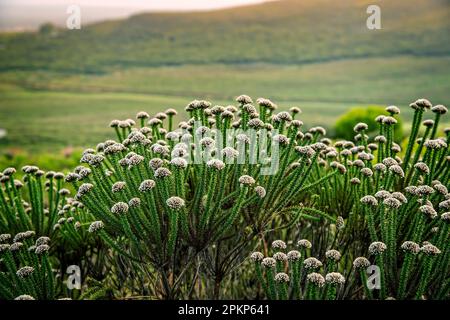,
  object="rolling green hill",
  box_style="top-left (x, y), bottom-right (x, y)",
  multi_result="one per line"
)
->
top-left (0, 0), bottom-right (449, 72)
top-left (0, 0), bottom-right (449, 156)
